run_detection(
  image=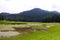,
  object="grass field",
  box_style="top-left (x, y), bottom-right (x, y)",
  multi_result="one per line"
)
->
top-left (0, 20), bottom-right (60, 40)
top-left (0, 20), bottom-right (27, 24)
